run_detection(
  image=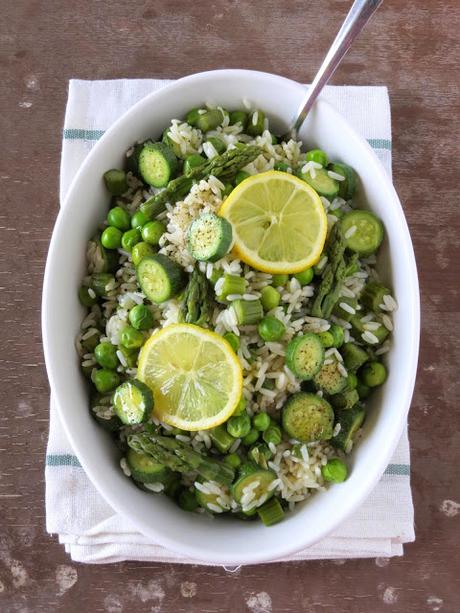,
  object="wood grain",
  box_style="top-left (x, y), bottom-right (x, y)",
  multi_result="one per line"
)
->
top-left (1, 0), bottom-right (459, 611)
